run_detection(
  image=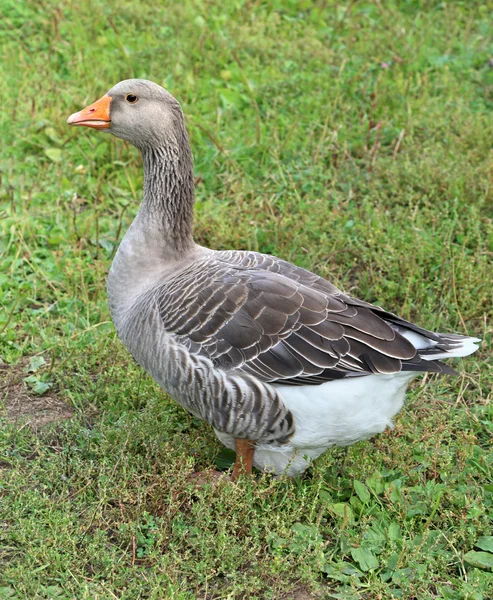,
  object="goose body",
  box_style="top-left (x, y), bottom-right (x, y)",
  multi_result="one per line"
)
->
top-left (68, 80), bottom-right (480, 477)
